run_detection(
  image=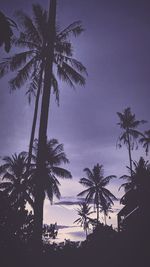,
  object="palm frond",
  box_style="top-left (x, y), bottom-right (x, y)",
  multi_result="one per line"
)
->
top-left (51, 73), bottom-right (59, 105)
top-left (57, 64), bottom-right (75, 87)
top-left (57, 21), bottom-right (84, 40)
top-left (16, 10), bottom-right (41, 44)
top-left (79, 177), bottom-right (93, 187)
top-left (0, 51), bottom-right (34, 78)
top-left (12, 34), bottom-right (39, 49)
top-left (9, 57), bottom-right (36, 90)
top-left (83, 168), bottom-right (94, 181)
top-left (32, 4), bottom-right (47, 40)
top-left (77, 188), bottom-right (91, 197)
top-left (102, 175), bottom-right (116, 186)
top-left (51, 167), bottom-right (72, 179)
top-left (61, 62), bottom-right (86, 86)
